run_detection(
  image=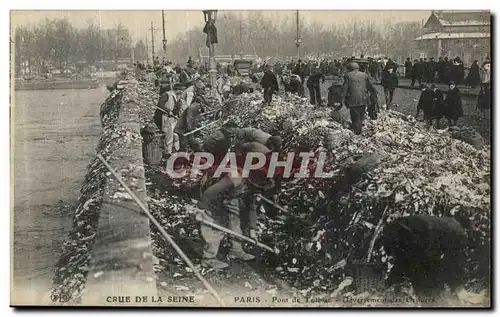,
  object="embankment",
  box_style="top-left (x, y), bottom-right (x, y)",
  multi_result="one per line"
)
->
top-left (50, 73), bottom-right (157, 306)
